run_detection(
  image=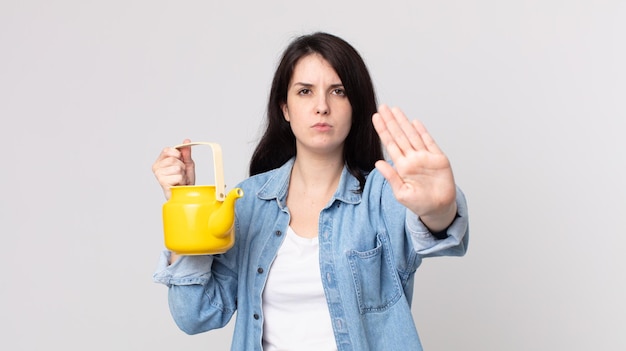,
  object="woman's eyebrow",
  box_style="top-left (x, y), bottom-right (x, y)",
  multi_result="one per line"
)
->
top-left (292, 82), bottom-right (344, 88)
top-left (292, 82), bottom-right (313, 87)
